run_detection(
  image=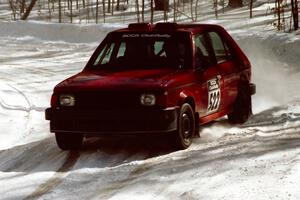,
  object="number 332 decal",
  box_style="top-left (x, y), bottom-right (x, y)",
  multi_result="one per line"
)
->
top-left (207, 76), bottom-right (221, 113)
